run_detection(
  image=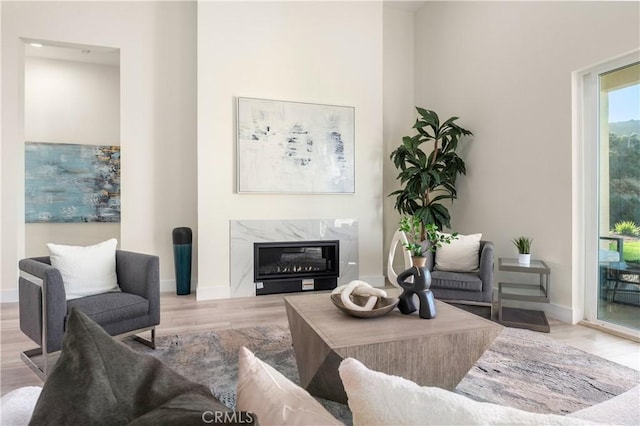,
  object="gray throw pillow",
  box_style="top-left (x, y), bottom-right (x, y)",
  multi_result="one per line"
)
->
top-left (29, 307), bottom-right (257, 425)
